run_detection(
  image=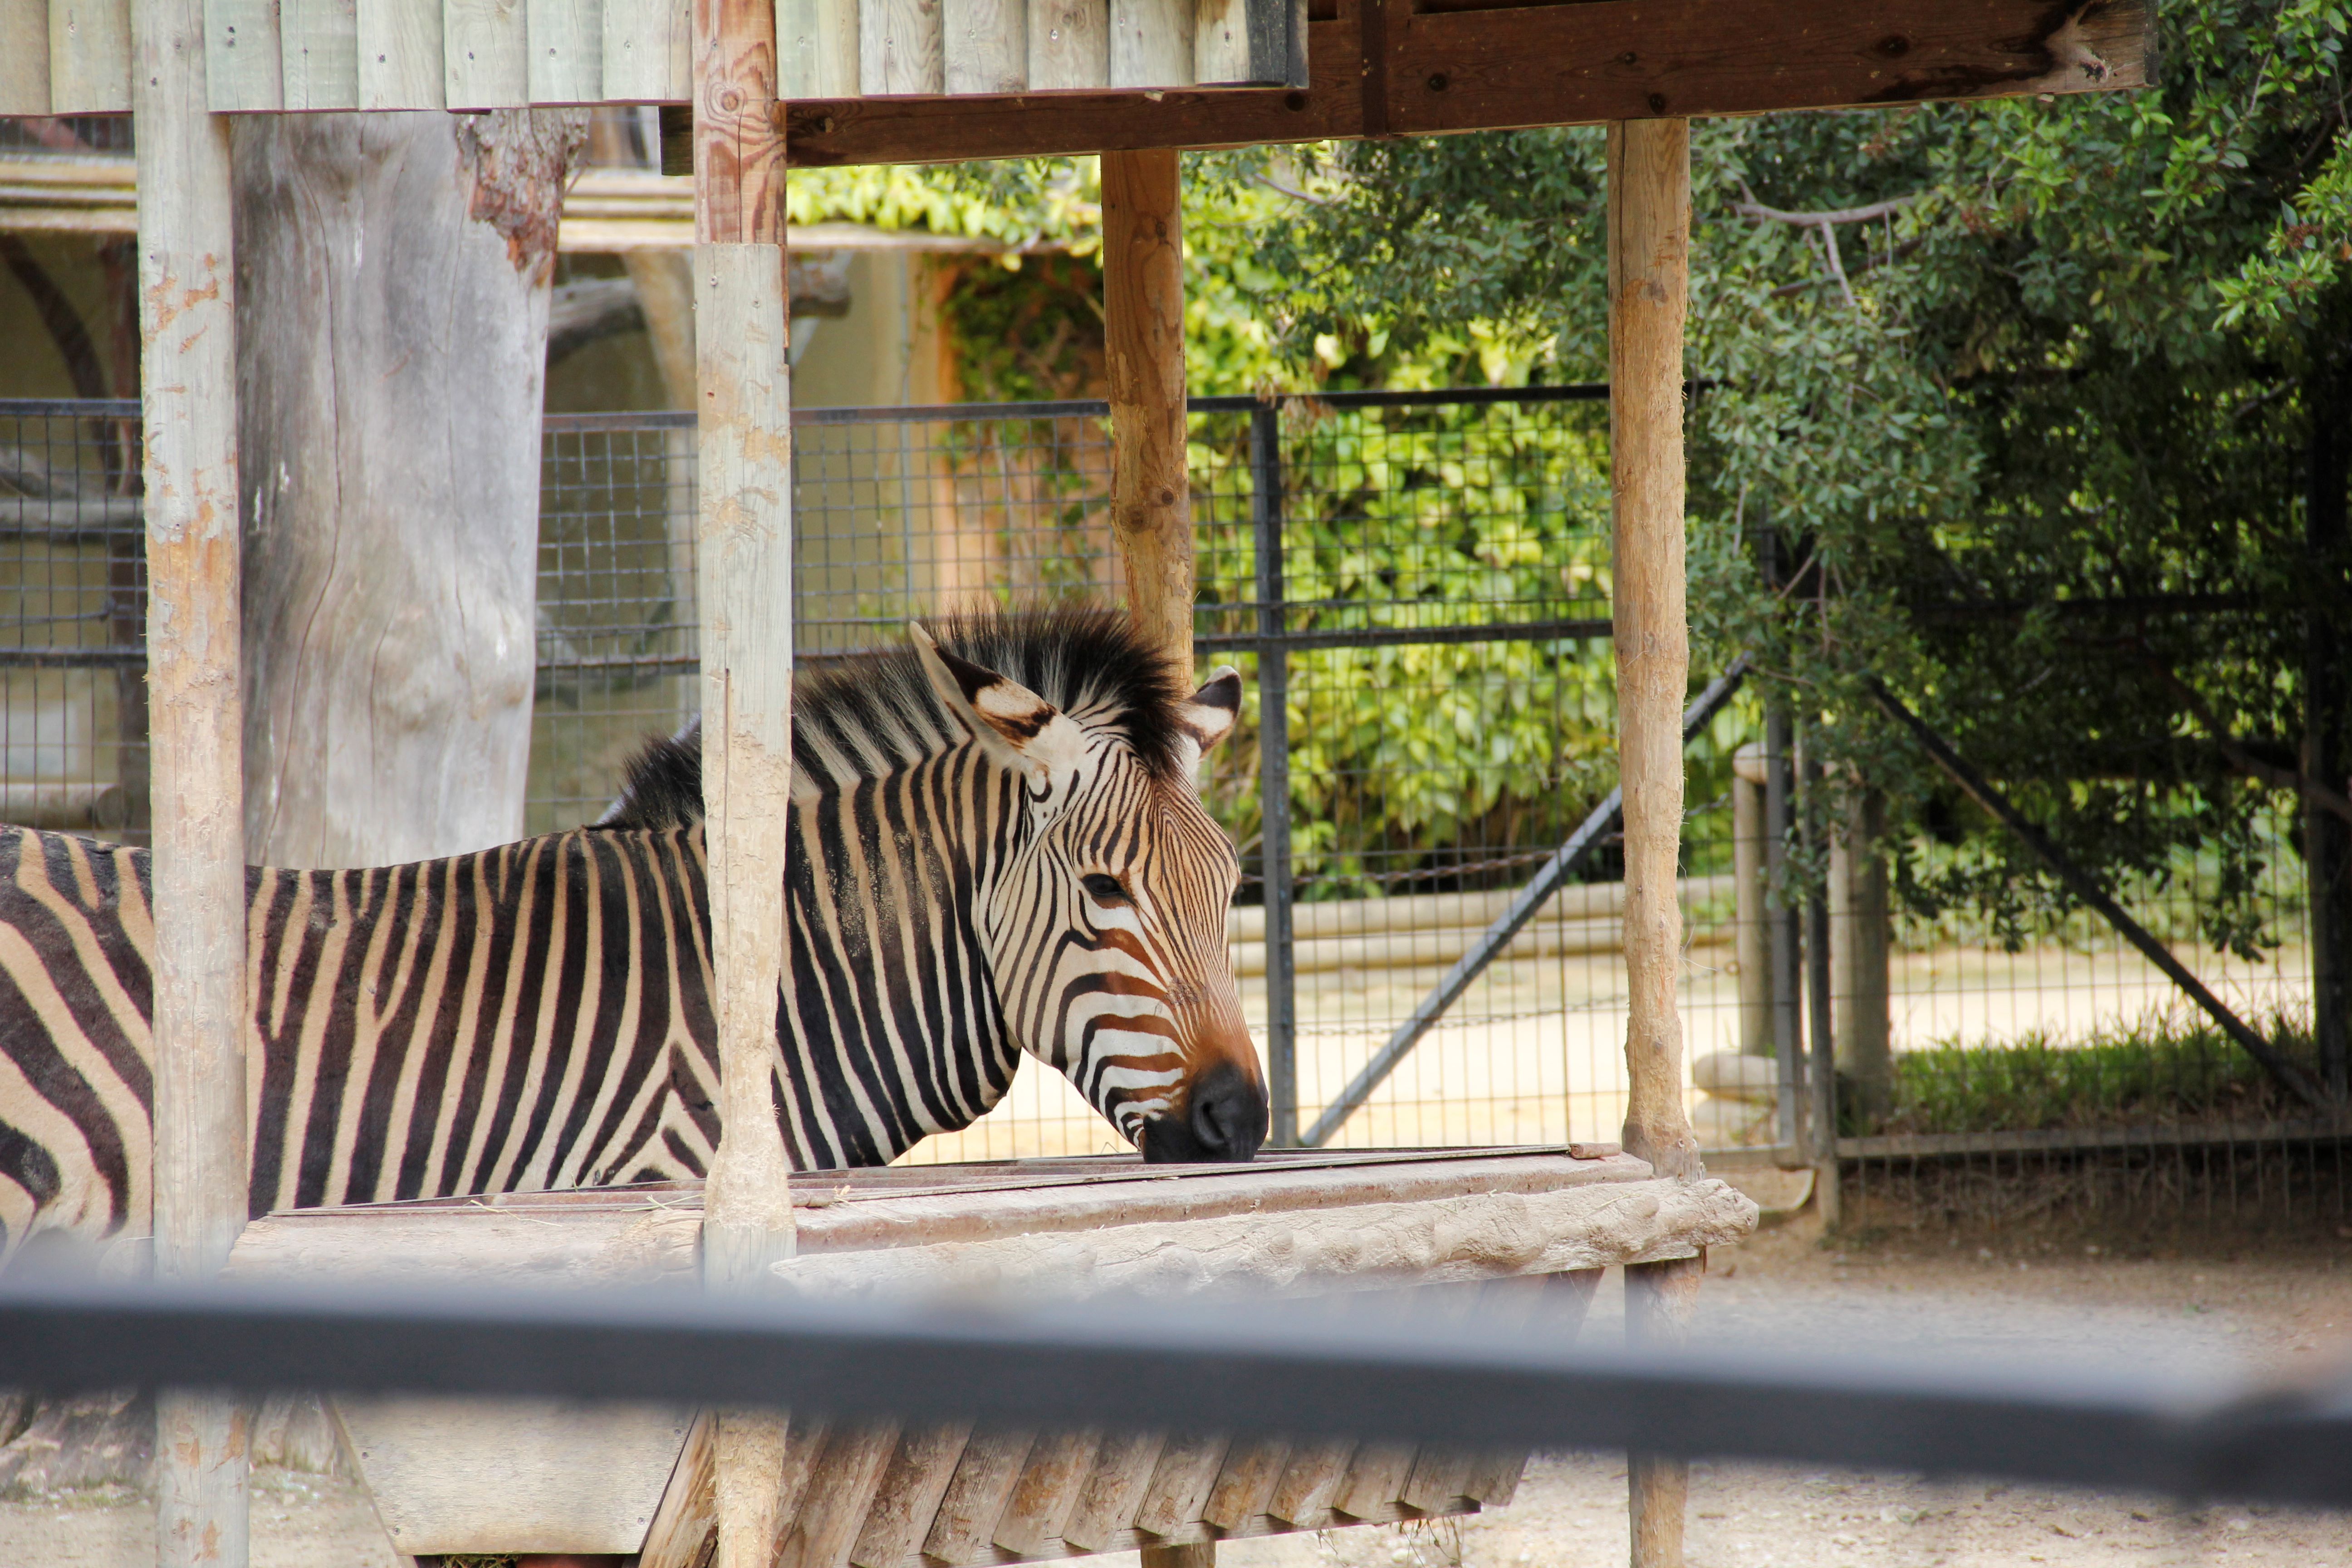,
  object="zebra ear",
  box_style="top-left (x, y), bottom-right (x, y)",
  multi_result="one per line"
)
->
top-left (911, 622), bottom-right (1087, 782)
top-left (1177, 666), bottom-right (1242, 751)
